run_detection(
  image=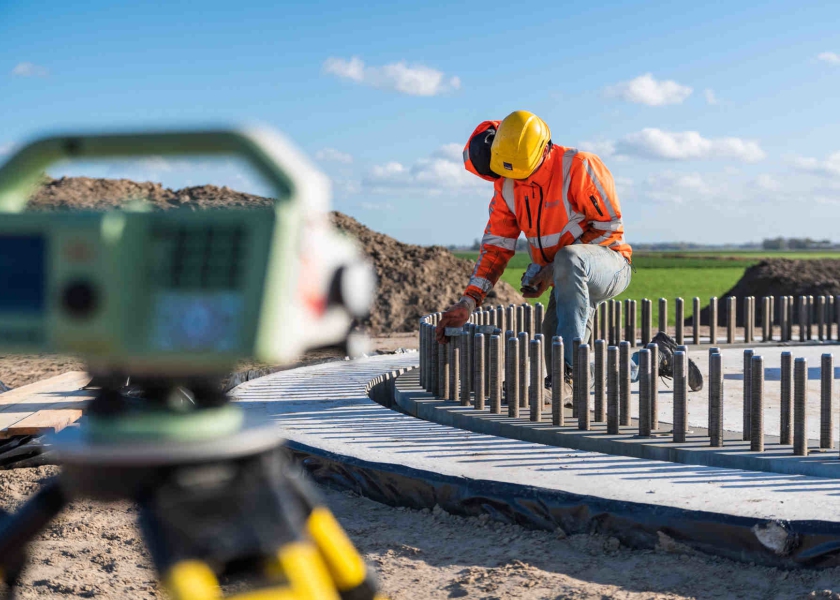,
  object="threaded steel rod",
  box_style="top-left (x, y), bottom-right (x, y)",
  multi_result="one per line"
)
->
top-left (577, 343), bottom-right (591, 430)
top-left (821, 353), bottom-right (834, 449)
top-left (552, 337), bottom-right (563, 426)
top-left (726, 296), bottom-right (736, 344)
top-left (607, 300), bottom-right (615, 346)
top-left (489, 335), bottom-right (501, 413)
top-left (659, 298), bottom-right (667, 334)
top-left (750, 355), bottom-right (764, 452)
top-left (431, 337), bottom-right (440, 396)
top-left (673, 350), bottom-right (688, 443)
top-left (707, 346), bottom-right (720, 431)
top-left (646, 343), bottom-right (659, 431)
top-left (763, 296), bottom-right (772, 342)
top-left (619, 341), bottom-right (631, 426)
top-left (709, 297), bottom-right (718, 345)
top-left (473, 334), bottom-right (485, 409)
top-left (607, 346), bottom-right (619, 434)
top-left (615, 300), bottom-right (623, 346)
top-left (693, 297), bottom-right (701, 345)
top-left (518, 332), bottom-right (529, 409)
top-left (794, 357), bottom-right (808, 456)
top-left (506, 337), bottom-right (519, 418)
top-left (638, 349), bottom-right (651, 437)
top-left (641, 299), bottom-right (652, 346)
top-left (798, 296), bottom-right (807, 342)
top-left (780, 296), bottom-right (789, 342)
top-left (448, 336), bottom-right (459, 403)
top-left (675, 297), bottom-right (684, 346)
top-left (439, 341), bottom-right (449, 399)
top-left (818, 296), bottom-right (826, 341)
top-left (780, 351), bottom-right (793, 445)
top-left (594, 339), bottom-right (606, 422)
top-left (629, 299), bottom-right (637, 347)
top-left (529, 339), bottom-right (542, 422)
top-left (709, 352), bottom-right (723, 447)
top-left (742, 349), bottom-right (754, 441)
